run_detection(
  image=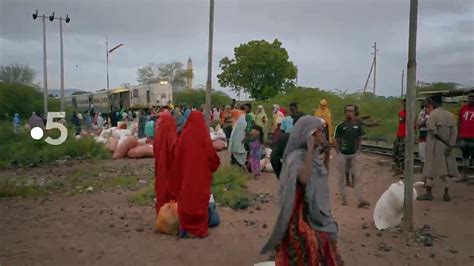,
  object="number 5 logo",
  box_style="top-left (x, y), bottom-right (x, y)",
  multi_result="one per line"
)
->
top-left (45, 112), bottom-right (68, 145)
